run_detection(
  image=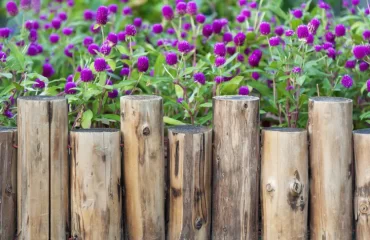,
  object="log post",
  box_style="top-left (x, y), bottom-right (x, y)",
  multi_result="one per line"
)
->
top-left (120, 95), bottom-right (165, 239)
top-left (17, 96), bottom-right (69, 240)
top-left (167, 126), bottom-right (212, 240)
top-left (212, 95), bottom-right (260, 239)
top-left (0, 127), bottom-right (17, 240)
top-left (71, 129), bottom-right (122, 239)
top-left (354, 129), bottom-right (370, 239)
top-left (308, 97), bottom-right (353, 239)
top-left (261, 128), bottom-right (308, 239)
